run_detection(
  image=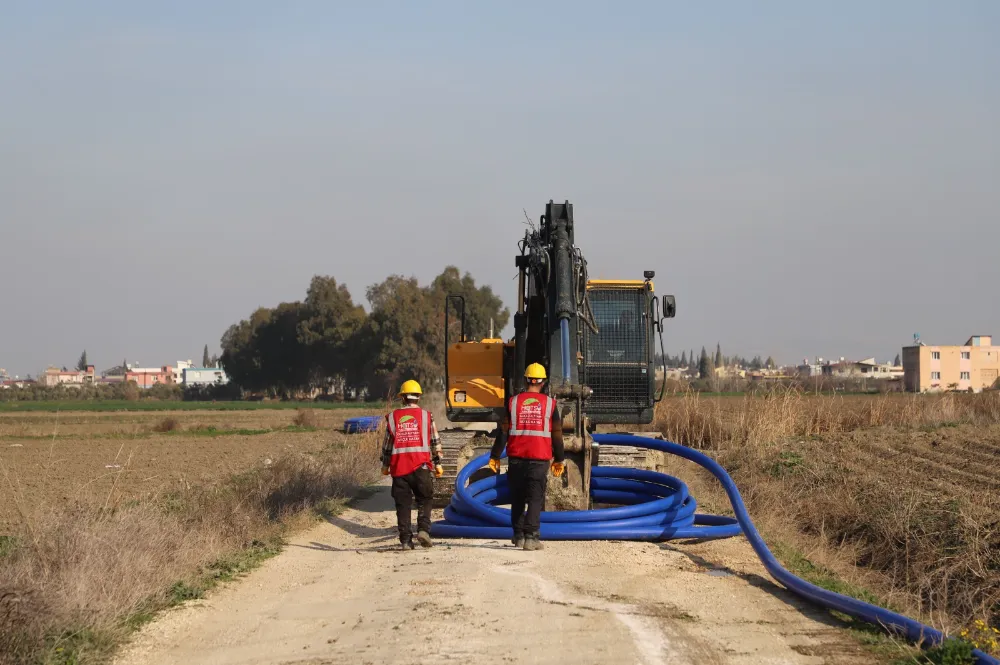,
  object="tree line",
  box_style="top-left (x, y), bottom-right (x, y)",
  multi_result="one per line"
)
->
top-left (658, 343), bottom-right (776, 378)
top-left (219, 267), bottom-right (509, 399)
